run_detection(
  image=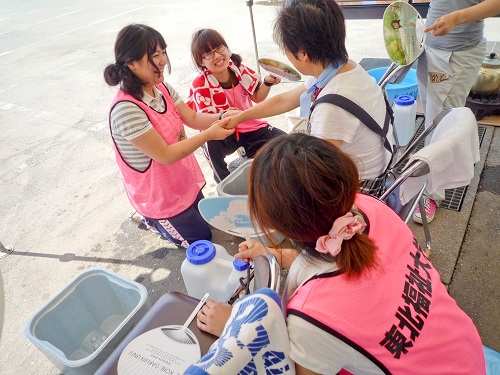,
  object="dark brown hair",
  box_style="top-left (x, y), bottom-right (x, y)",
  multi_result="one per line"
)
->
top-left (248, 133), bottom-right (378, 278)
top-left (273, 0), bottom-right (348, 68)
top-left (103, 24), bottom-right (171, 100)
top-left (191, 28), bottom-right (242, 70)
